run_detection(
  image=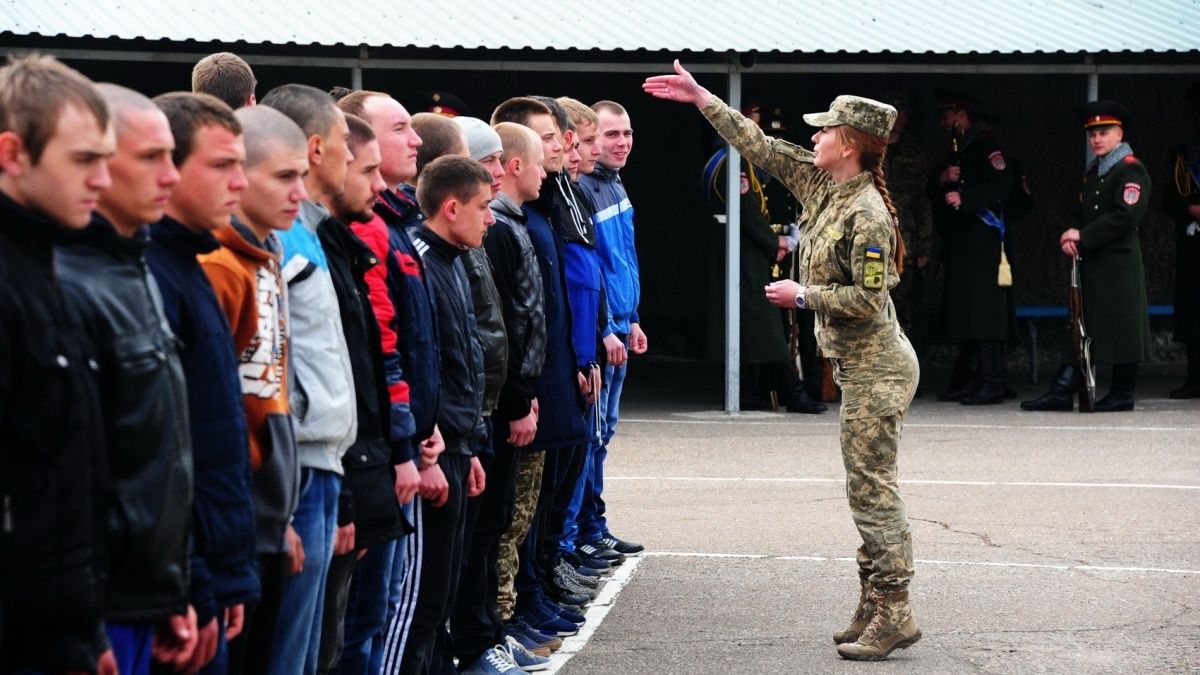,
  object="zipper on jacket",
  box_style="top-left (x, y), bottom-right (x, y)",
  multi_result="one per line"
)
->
top-left (3, 494), bottom-right (12, 533)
